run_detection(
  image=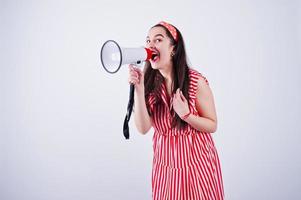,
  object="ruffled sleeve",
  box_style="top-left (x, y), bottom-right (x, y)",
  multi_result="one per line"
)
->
top-left (188, 69), bottom-right (209, 111)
